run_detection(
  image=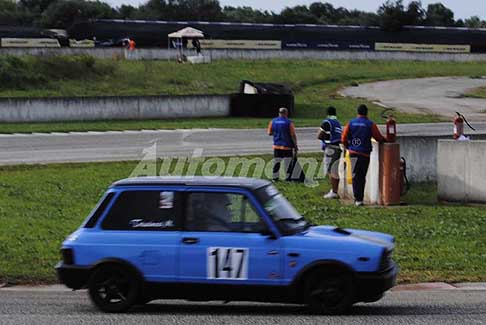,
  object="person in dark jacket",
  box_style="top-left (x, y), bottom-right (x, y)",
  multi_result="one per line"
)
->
top-left (317, 106), bottom-right (342, 199)
top-left (192, 39), bottom-right (201, 55)
top-left (267, 107), bottom-right (298, 181)
top-left (341, 105), bottom-right (386, 206)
